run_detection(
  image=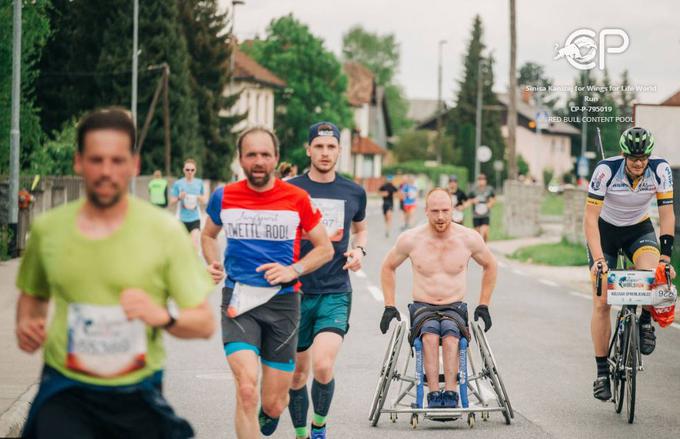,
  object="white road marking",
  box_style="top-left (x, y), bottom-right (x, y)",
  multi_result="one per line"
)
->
top-left (368, 285), bottom-right (384, 302)
top-left (355, 270), bottom-right (367, 279)
top-left (671, 323), bottom-right (680, 331)
top-left (512, 269), bottom-right (527, 276)
top-left (539, 279), bottom-right (559, 288)
top-left (569, 291), bottom-right (591, 300)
